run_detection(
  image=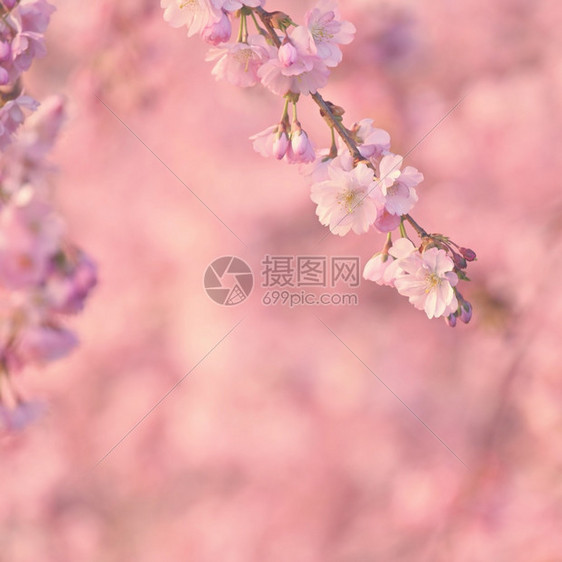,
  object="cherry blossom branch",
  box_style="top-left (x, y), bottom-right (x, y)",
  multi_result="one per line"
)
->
top-left (161, 0), bottom-right (476, 326)
top-left (310, 92), bottom-right (364, 163)
top-left (0, 0), bottom-right (97, 431)
top-left (403, 214), bottom-right (428, 238)
top-left (256, 6), bottom-right (433, 231)
top-left (254, 7), bottom-right (281, 46)
top-left (255, 8), bottom-right (388, 164)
